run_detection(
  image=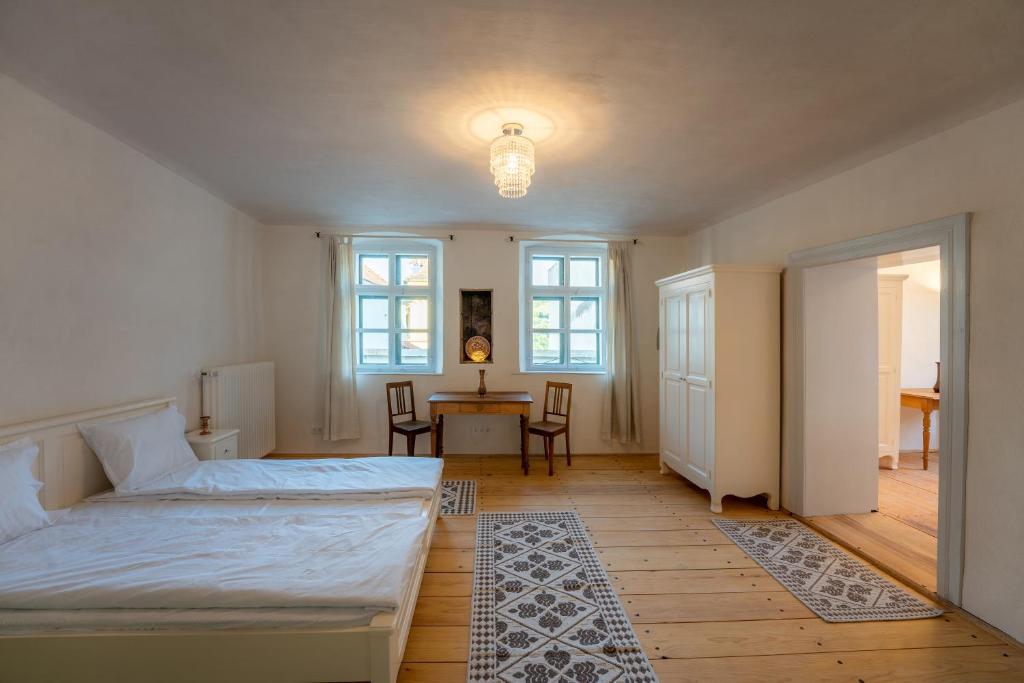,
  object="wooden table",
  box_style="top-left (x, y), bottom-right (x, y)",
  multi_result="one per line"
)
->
top-left (426, 392), bottom-right (534, 473)
top-left (900, 388), bottom-right (940, 470)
